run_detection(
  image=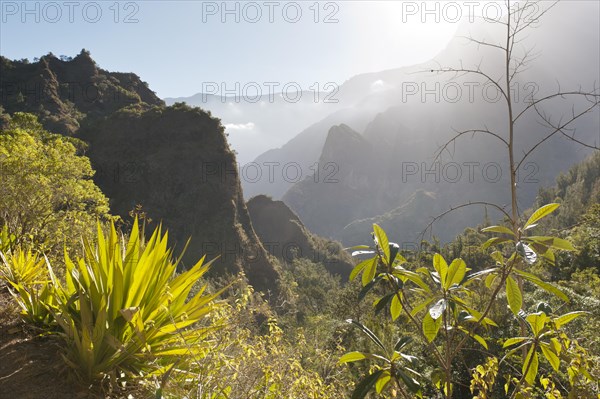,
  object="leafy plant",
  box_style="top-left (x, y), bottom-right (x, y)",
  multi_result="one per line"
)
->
top-left (502, 309), bottom-right (586, 391)
top-left (340, 320), bottom-right (422, 398)
top-left (341, 205), bottom-right (589, 398)
top-left (0, 112), bottom-right (111, 257)
top-left (338, 0), bottom-right (600, 397)
top-left (0, 225), bottom-right (16, 253)
top-left (50, 219), bottom-right (223, 385)
top-left (0, 247), bottom-right (56, 325)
